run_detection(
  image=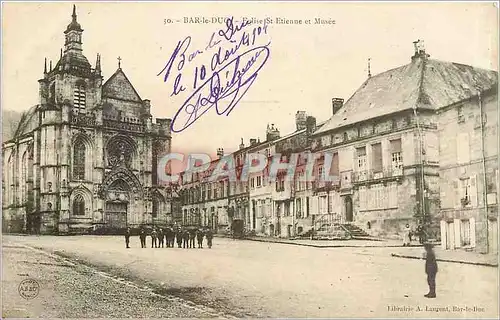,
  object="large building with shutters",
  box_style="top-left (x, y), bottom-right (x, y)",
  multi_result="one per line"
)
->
top-left (2, 6), bottom-right (173, 234)
top-left (437, 76), bottom-right (498, 254)
top-left (311, 41), bottom-right (498, 251)
top-left (173, 40), bottom-right (498, 252)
